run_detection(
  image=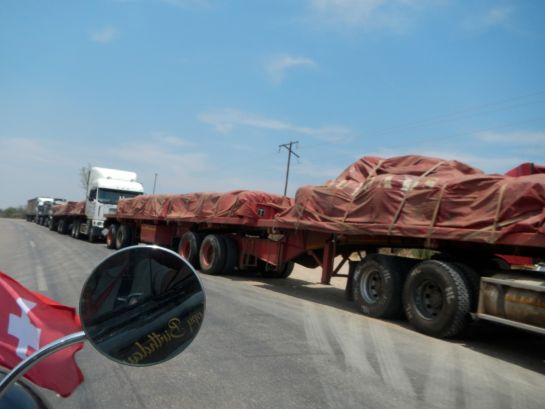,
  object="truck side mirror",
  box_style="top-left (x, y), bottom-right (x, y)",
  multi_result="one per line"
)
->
top-left (79, 245), bottom-right (205, 366)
